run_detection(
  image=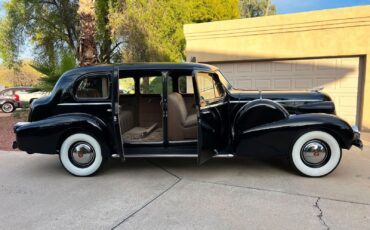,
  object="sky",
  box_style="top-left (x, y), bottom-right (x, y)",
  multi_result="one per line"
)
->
top-left (1, 0), bottom-right (370, 61)
top-left (273, 0), bottom-right (370, 14)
